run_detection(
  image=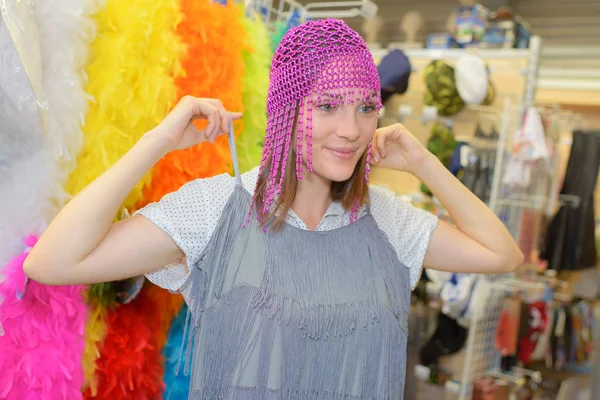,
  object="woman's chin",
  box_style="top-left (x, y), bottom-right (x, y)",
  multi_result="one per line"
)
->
top-left (319, 165), bottom-right (357, 183)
